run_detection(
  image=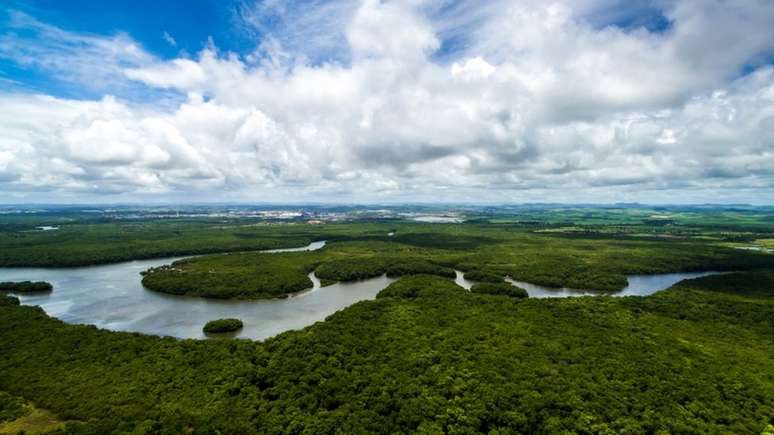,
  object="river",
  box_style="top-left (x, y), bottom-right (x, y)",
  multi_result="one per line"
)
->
top-left (454, 270), bottom-right (720, 297)
top-left (1, 243), bottom-right (720, 340)
top-left (1, 241), bottom-right (390, 341)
